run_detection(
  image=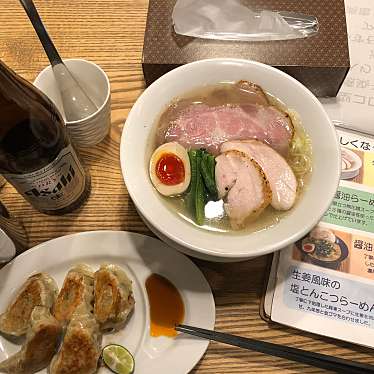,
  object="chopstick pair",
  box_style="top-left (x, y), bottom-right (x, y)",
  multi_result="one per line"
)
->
top-left (175, 324), bottom-right (374, 374)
